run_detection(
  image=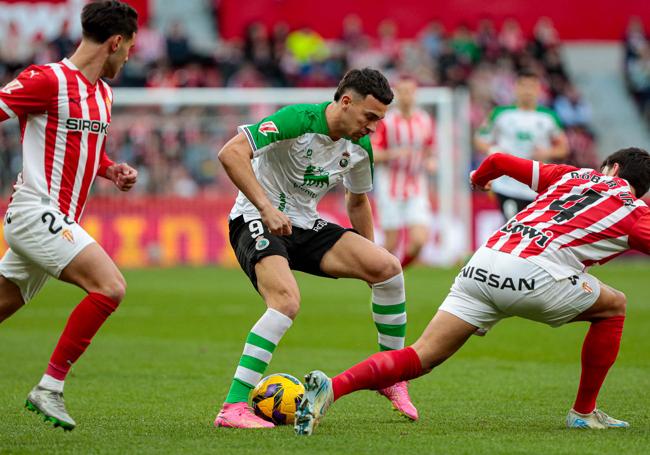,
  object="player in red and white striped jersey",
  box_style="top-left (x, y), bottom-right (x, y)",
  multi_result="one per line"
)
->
top-left (294, 148), bottom-right (650, 434)
top-left (0, 1), bottom-right (138, 431)
top-left (372, 77), bottom-right (435, 267)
